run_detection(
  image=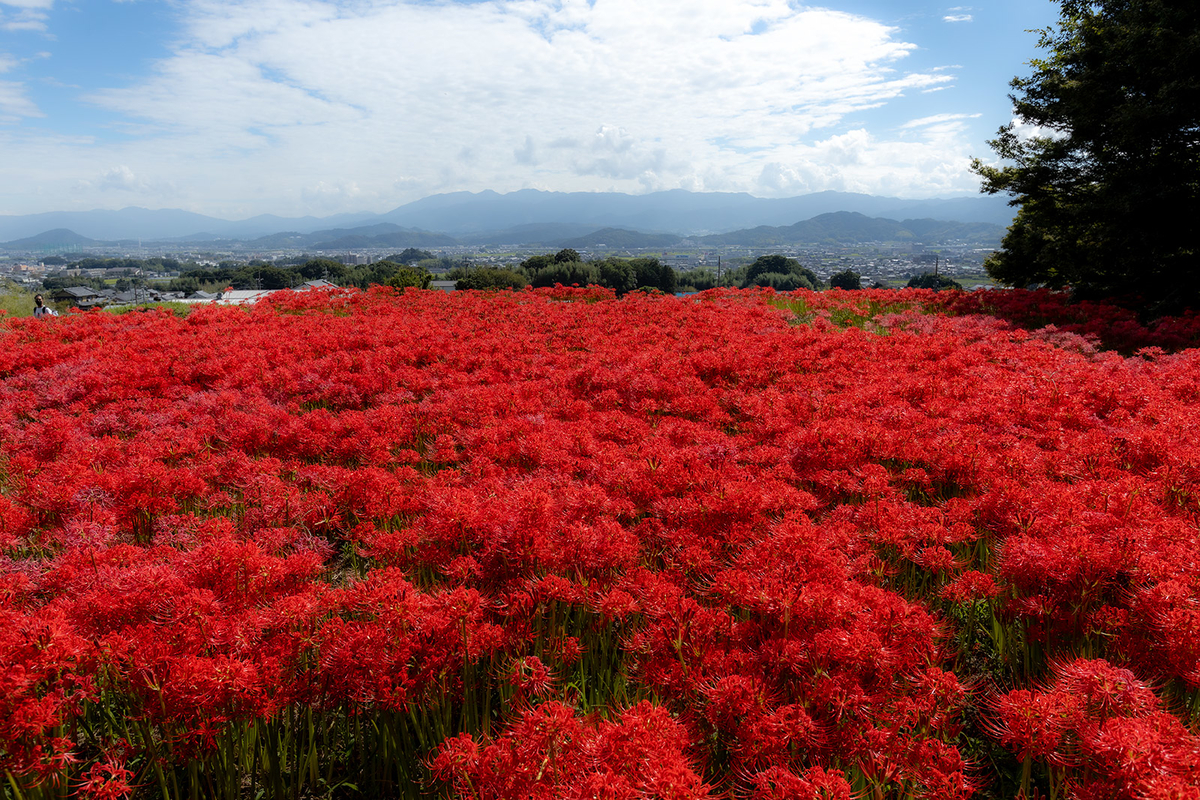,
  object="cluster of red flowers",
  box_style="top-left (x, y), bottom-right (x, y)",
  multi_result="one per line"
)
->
top-left (2, 285), bottom-right (1199, 798)
top-left (943, 288), bottom-right (1200, 353)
